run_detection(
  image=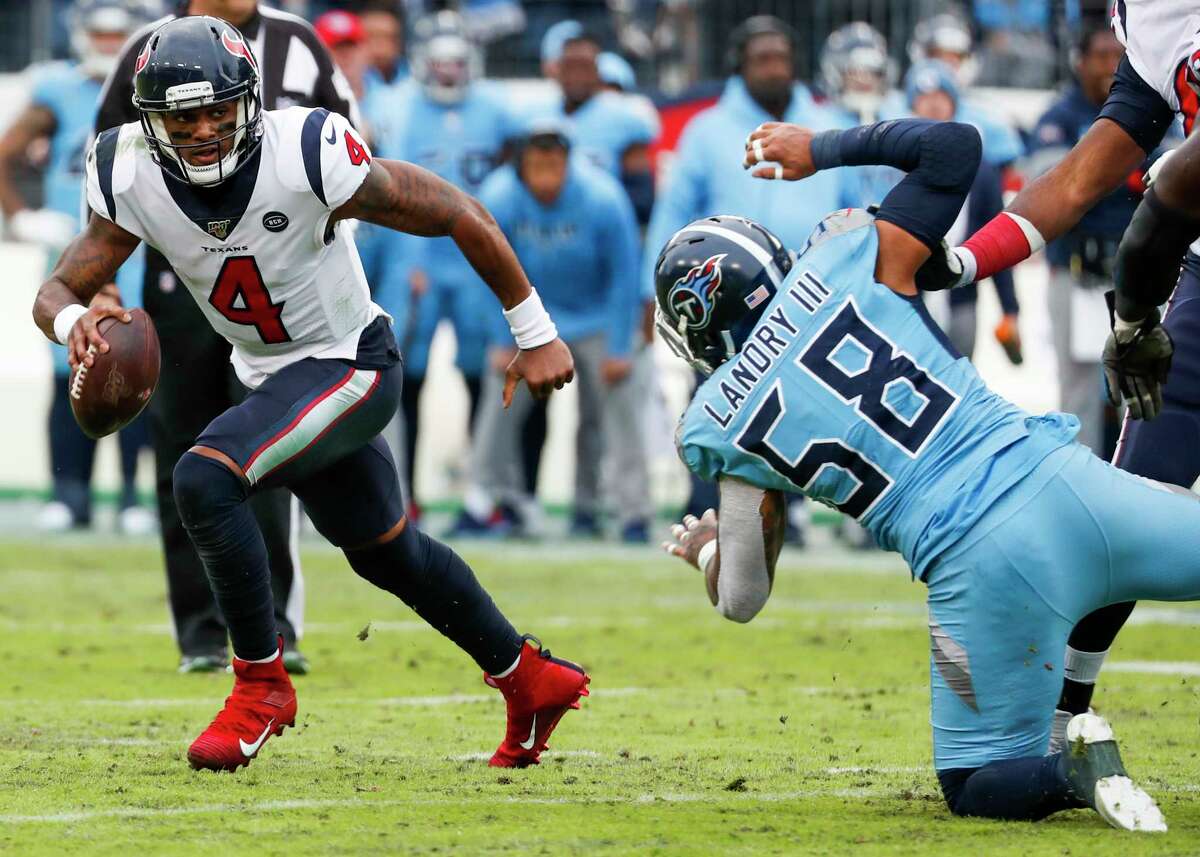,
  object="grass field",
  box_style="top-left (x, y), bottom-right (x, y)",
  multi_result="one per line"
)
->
top-left (2, 535), bottom-right (1200, 855)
